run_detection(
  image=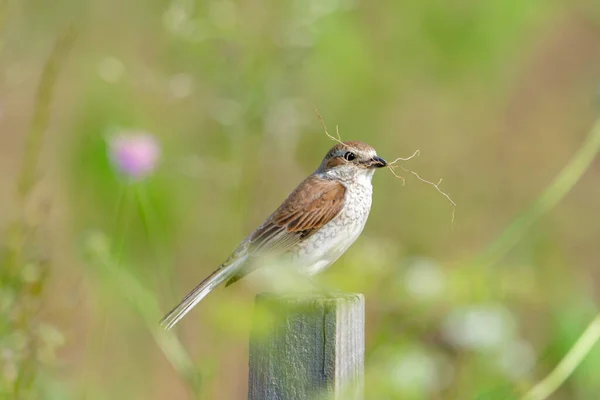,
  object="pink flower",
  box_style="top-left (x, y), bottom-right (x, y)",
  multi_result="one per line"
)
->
top-left (108, 131), bottom-right (161, 180)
